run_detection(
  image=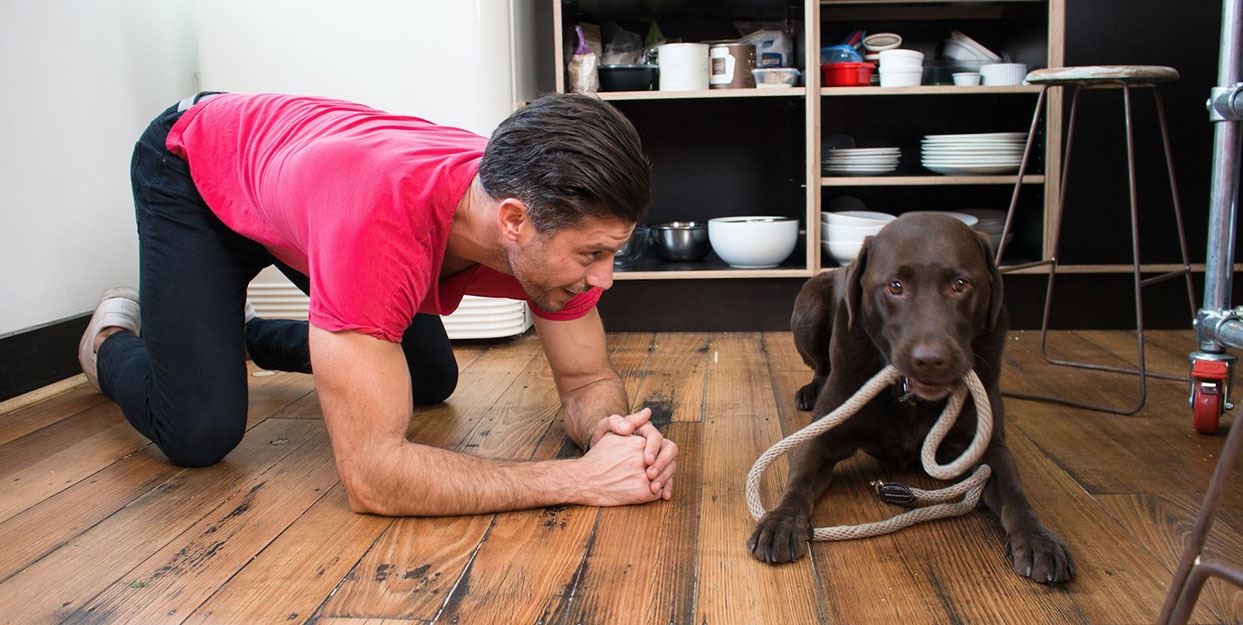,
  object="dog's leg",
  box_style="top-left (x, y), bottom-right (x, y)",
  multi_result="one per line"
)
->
top-left (980, 442), bottom-right (1075, 584)
top-left (792, 271), bottom-right (836, 410)
top-left (748, 427), bottom-right (858, 564)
